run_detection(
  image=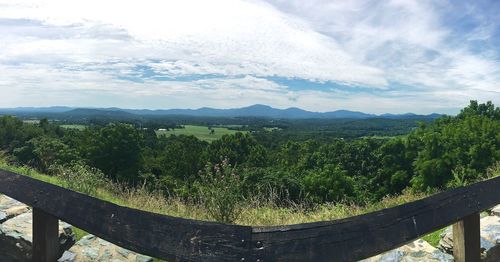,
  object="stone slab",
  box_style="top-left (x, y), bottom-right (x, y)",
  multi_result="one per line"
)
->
top-left (439, 214), bottom-right (500, 262)
top-left (0, 194), bottom-right (30, 223)
top-left (58, 234), bottom-right (153, 262)
top-left (360, 239), bottom-right (453, 262)
top-left (0, 211), bottom-right (75, 262)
